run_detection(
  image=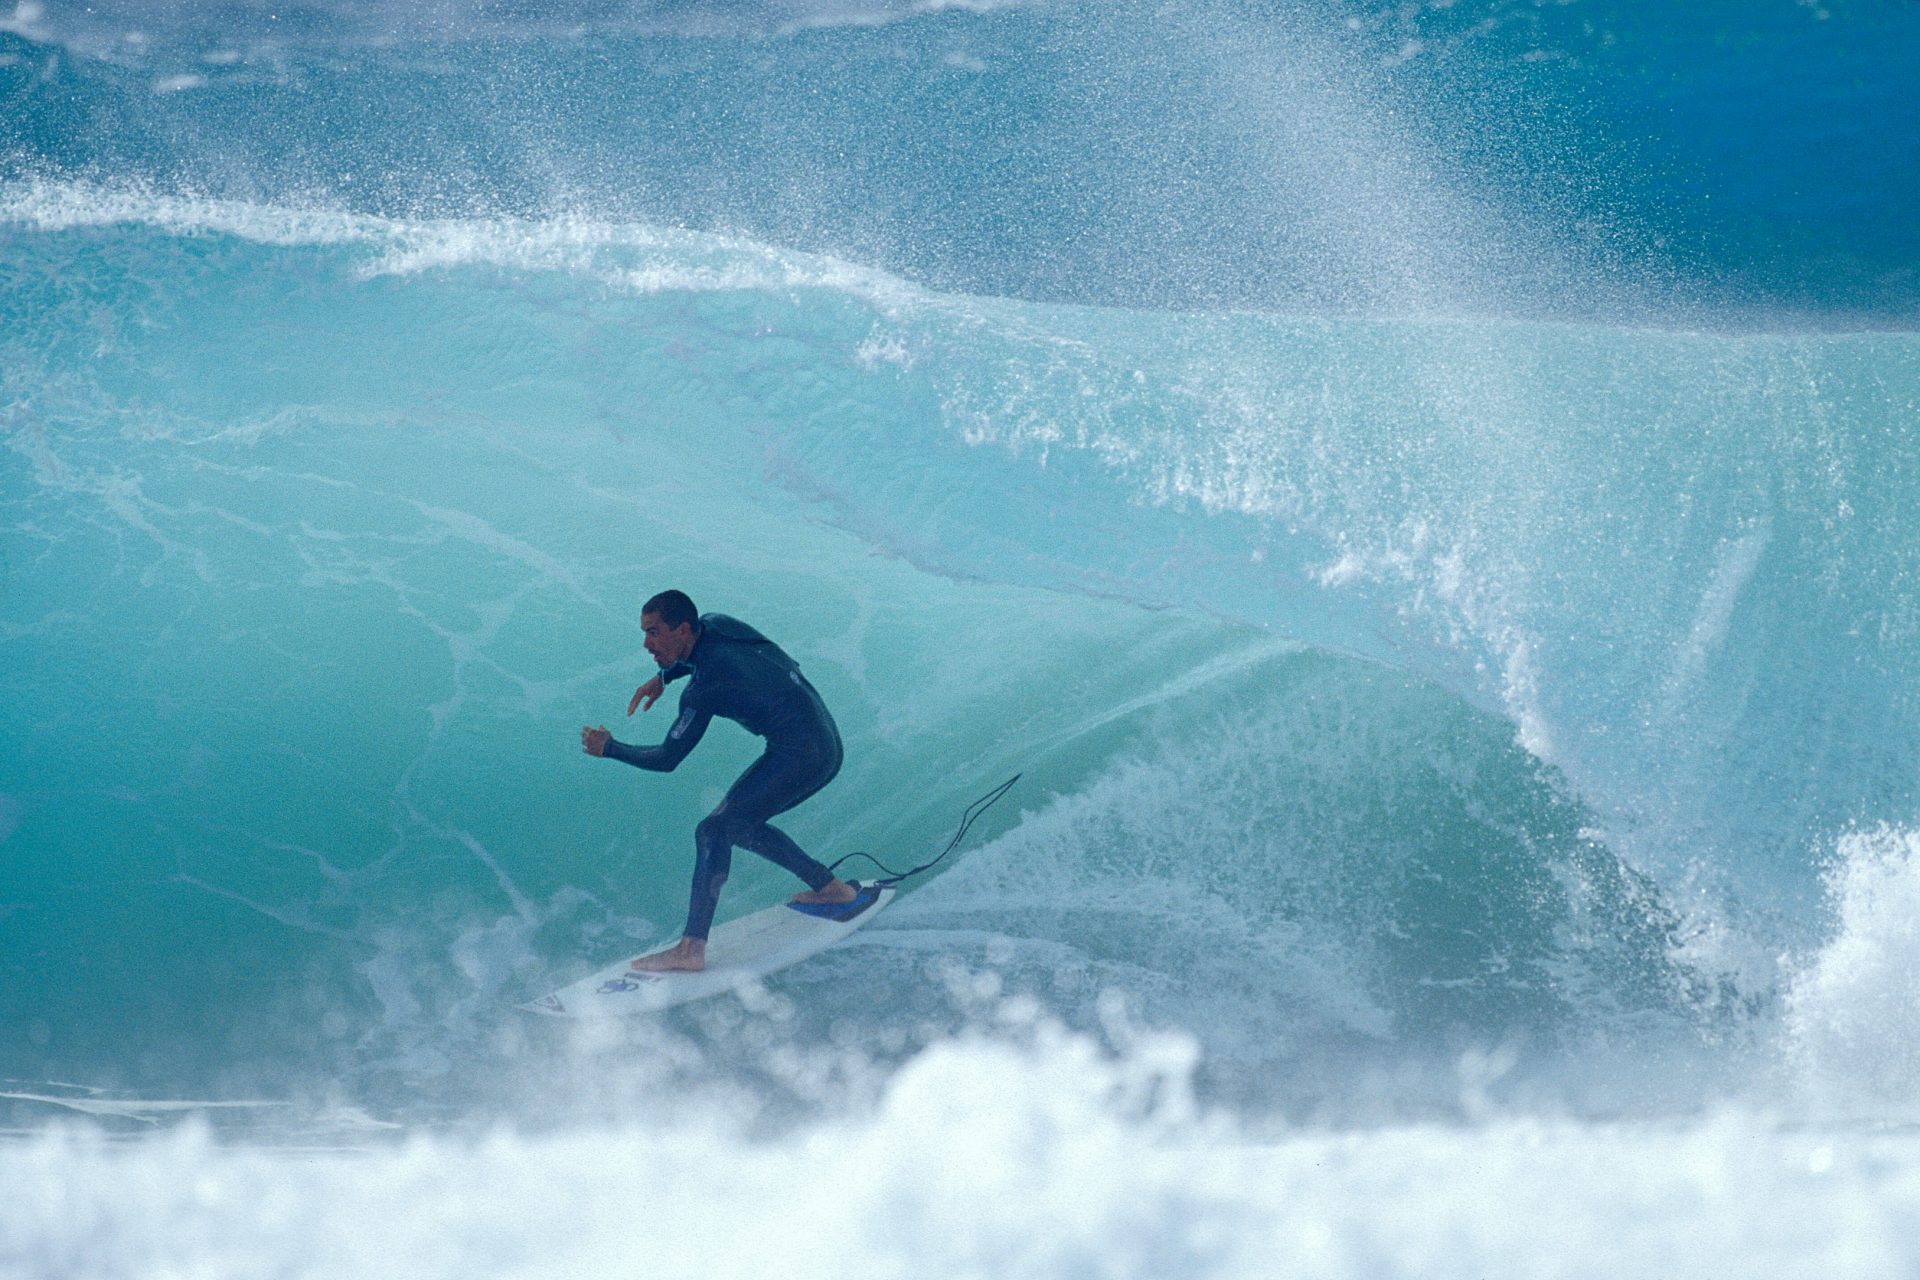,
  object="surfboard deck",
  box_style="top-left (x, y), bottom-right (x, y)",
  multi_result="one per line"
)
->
top-left (519, 883), bottom-right (895, 1018)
